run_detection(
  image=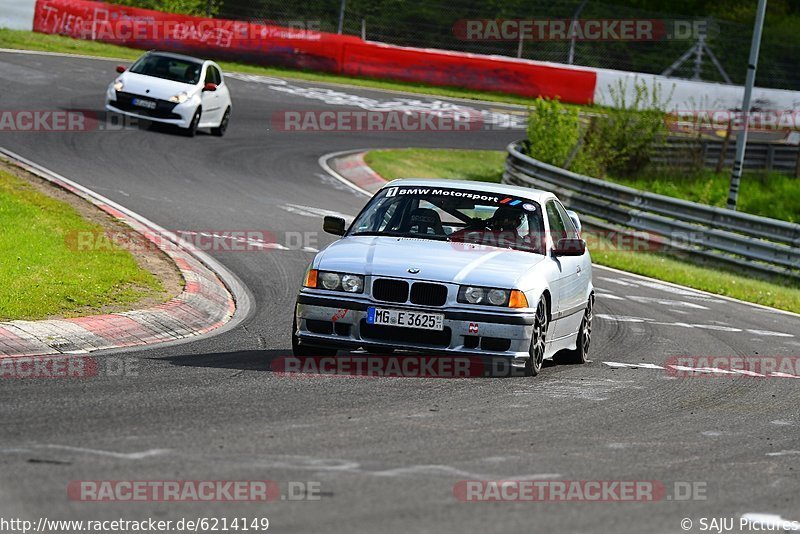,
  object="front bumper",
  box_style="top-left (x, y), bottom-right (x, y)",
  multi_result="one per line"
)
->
top-left (295, 292), bottom-right (535, 364)
top-left (105, 95), bottom-right (196, 128)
